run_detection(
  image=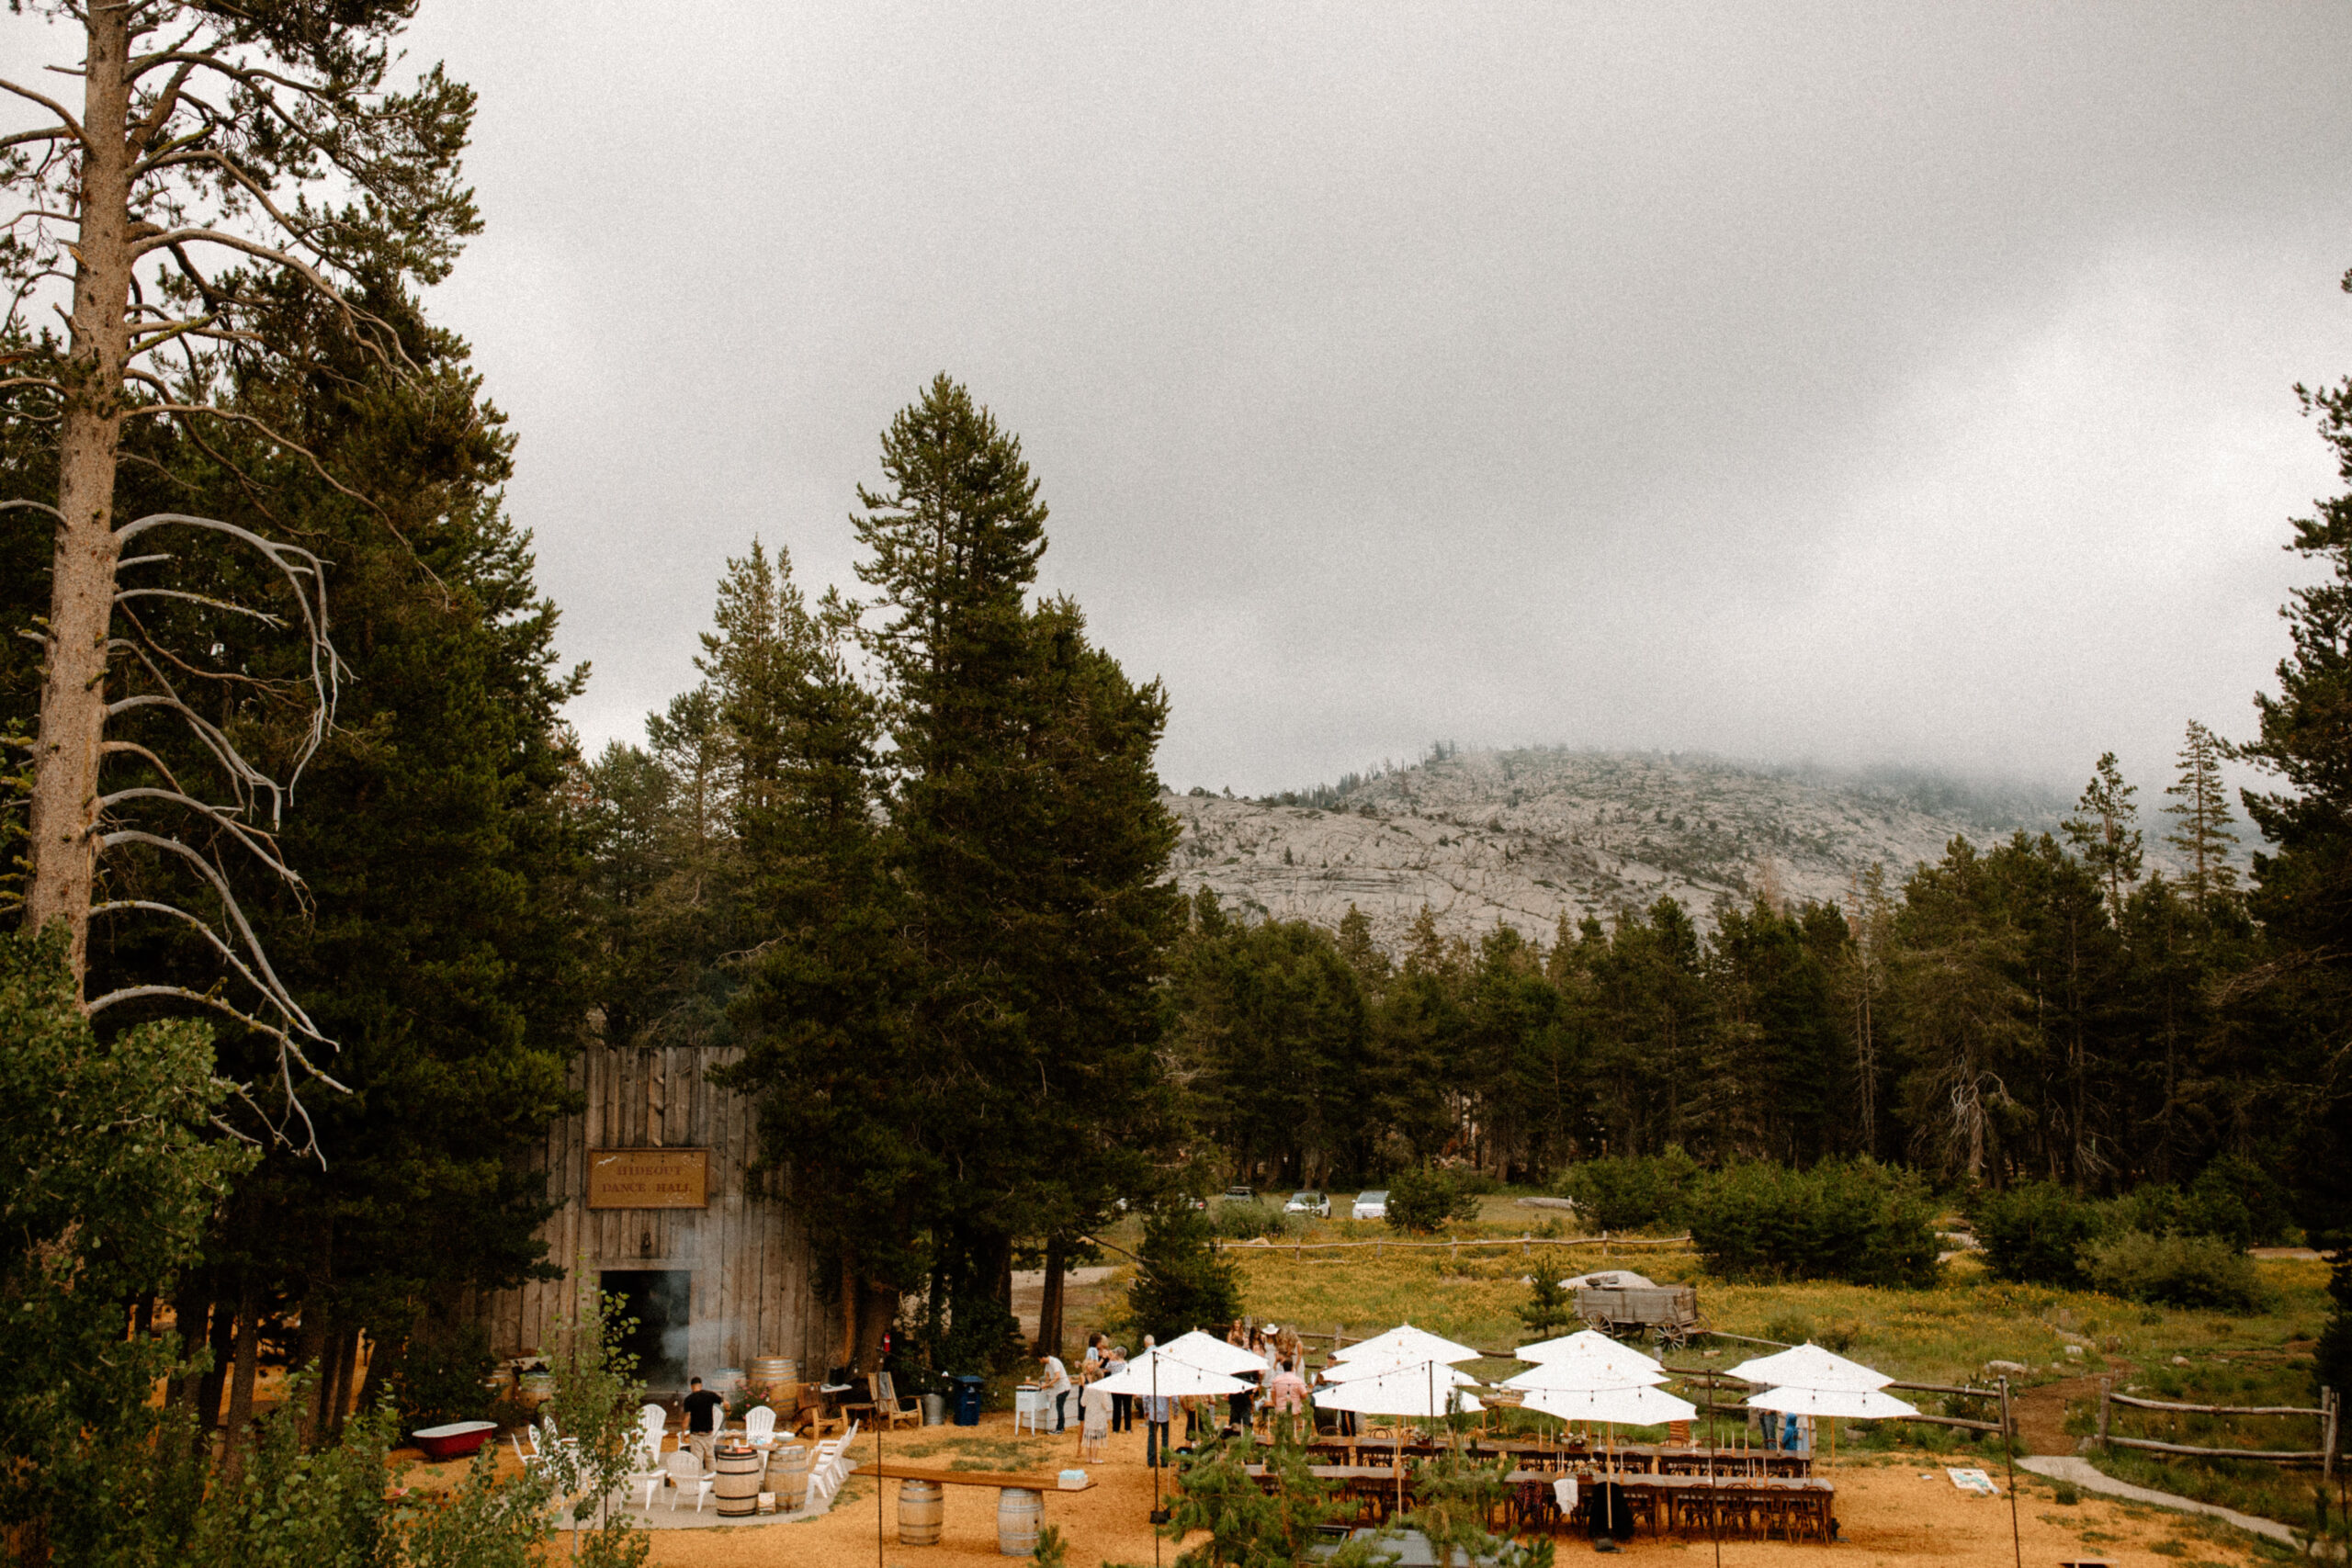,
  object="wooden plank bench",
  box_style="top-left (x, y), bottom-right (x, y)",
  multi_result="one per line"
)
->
top-left (853, 1461), bottom-right (1093, 1493)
